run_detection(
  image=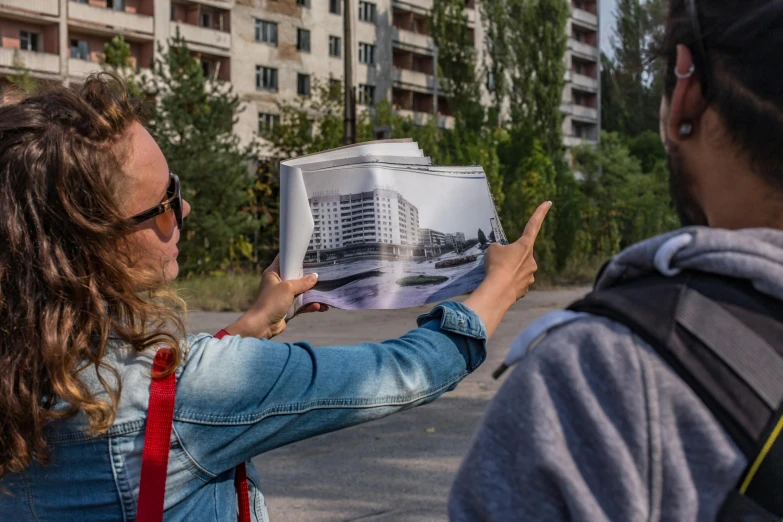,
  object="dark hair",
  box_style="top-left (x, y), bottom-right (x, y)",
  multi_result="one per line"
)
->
top-left (0, 74), bottom-right (185, 480)
top-left (653, 0), bottom-right (783, 188)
